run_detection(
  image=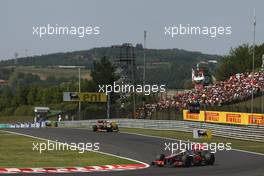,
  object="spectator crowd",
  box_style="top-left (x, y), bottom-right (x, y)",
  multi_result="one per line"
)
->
top-left (143, 71), bottom-right (264, 115)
